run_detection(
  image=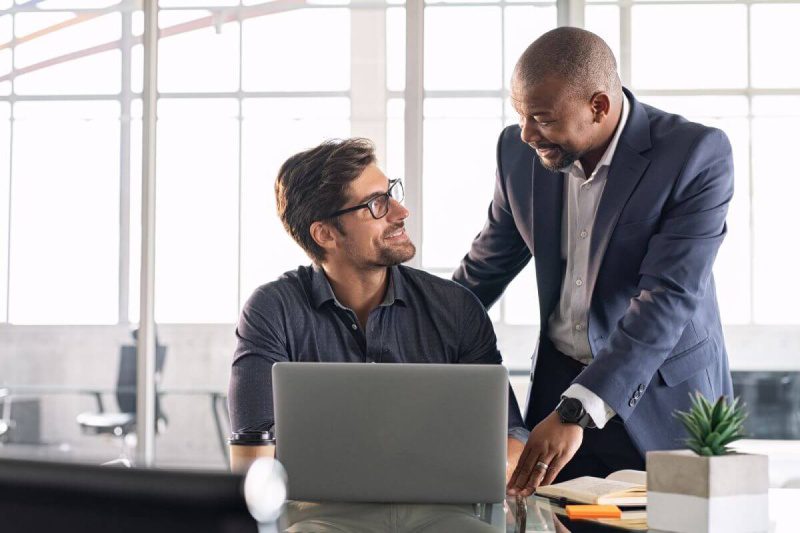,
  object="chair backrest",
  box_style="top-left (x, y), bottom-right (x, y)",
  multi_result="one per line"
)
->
top-left (116, 345), bottom-right (167, 417)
